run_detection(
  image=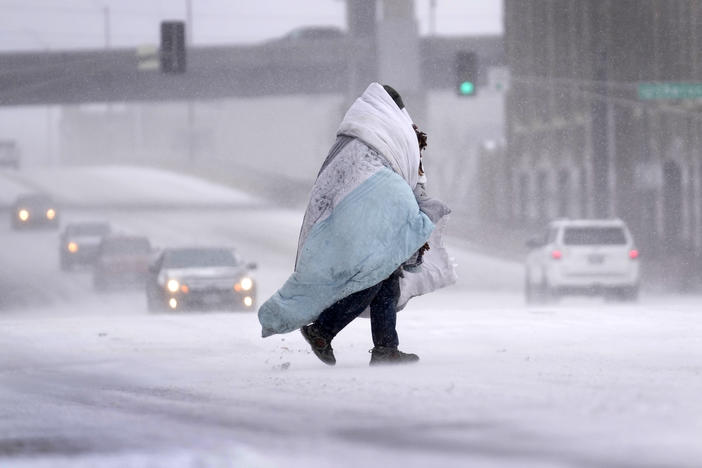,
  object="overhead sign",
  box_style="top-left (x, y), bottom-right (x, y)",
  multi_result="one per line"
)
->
top-left (638, 82), bottom-right (702, 100)
top-left (136, 45), bottom-right (159, 71)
